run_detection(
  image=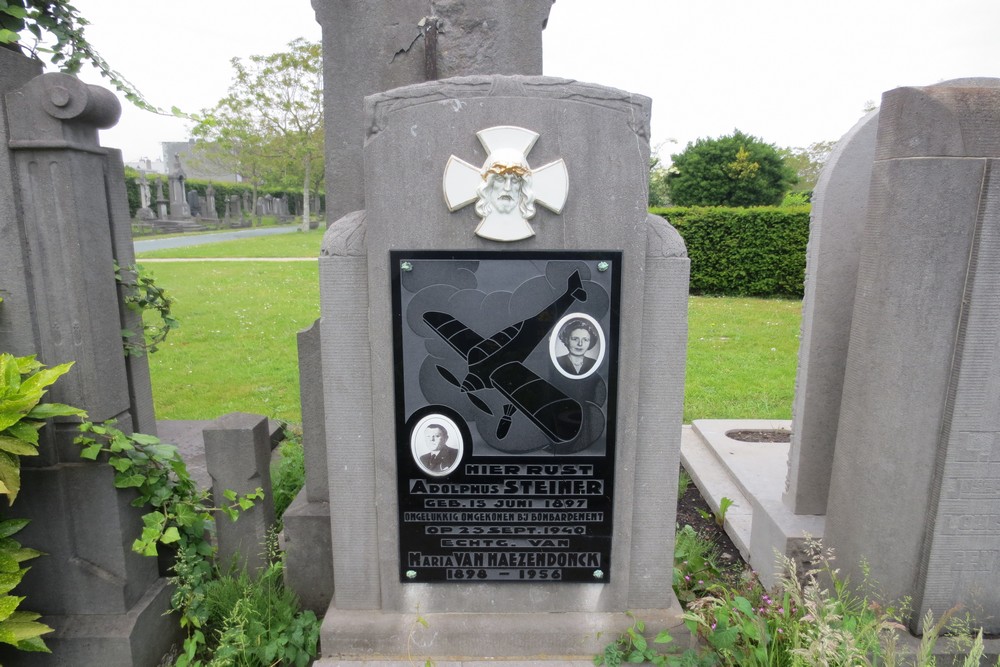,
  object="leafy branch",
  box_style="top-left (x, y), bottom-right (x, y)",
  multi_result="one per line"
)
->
top-left (116, 262), bottom-right (179, 356)
top-left (75, 420), bottom-right (261, 558)
top-left (0, 353), bottom-right (87, 654)
top-left (0, 0), bottom-right (185, 116)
